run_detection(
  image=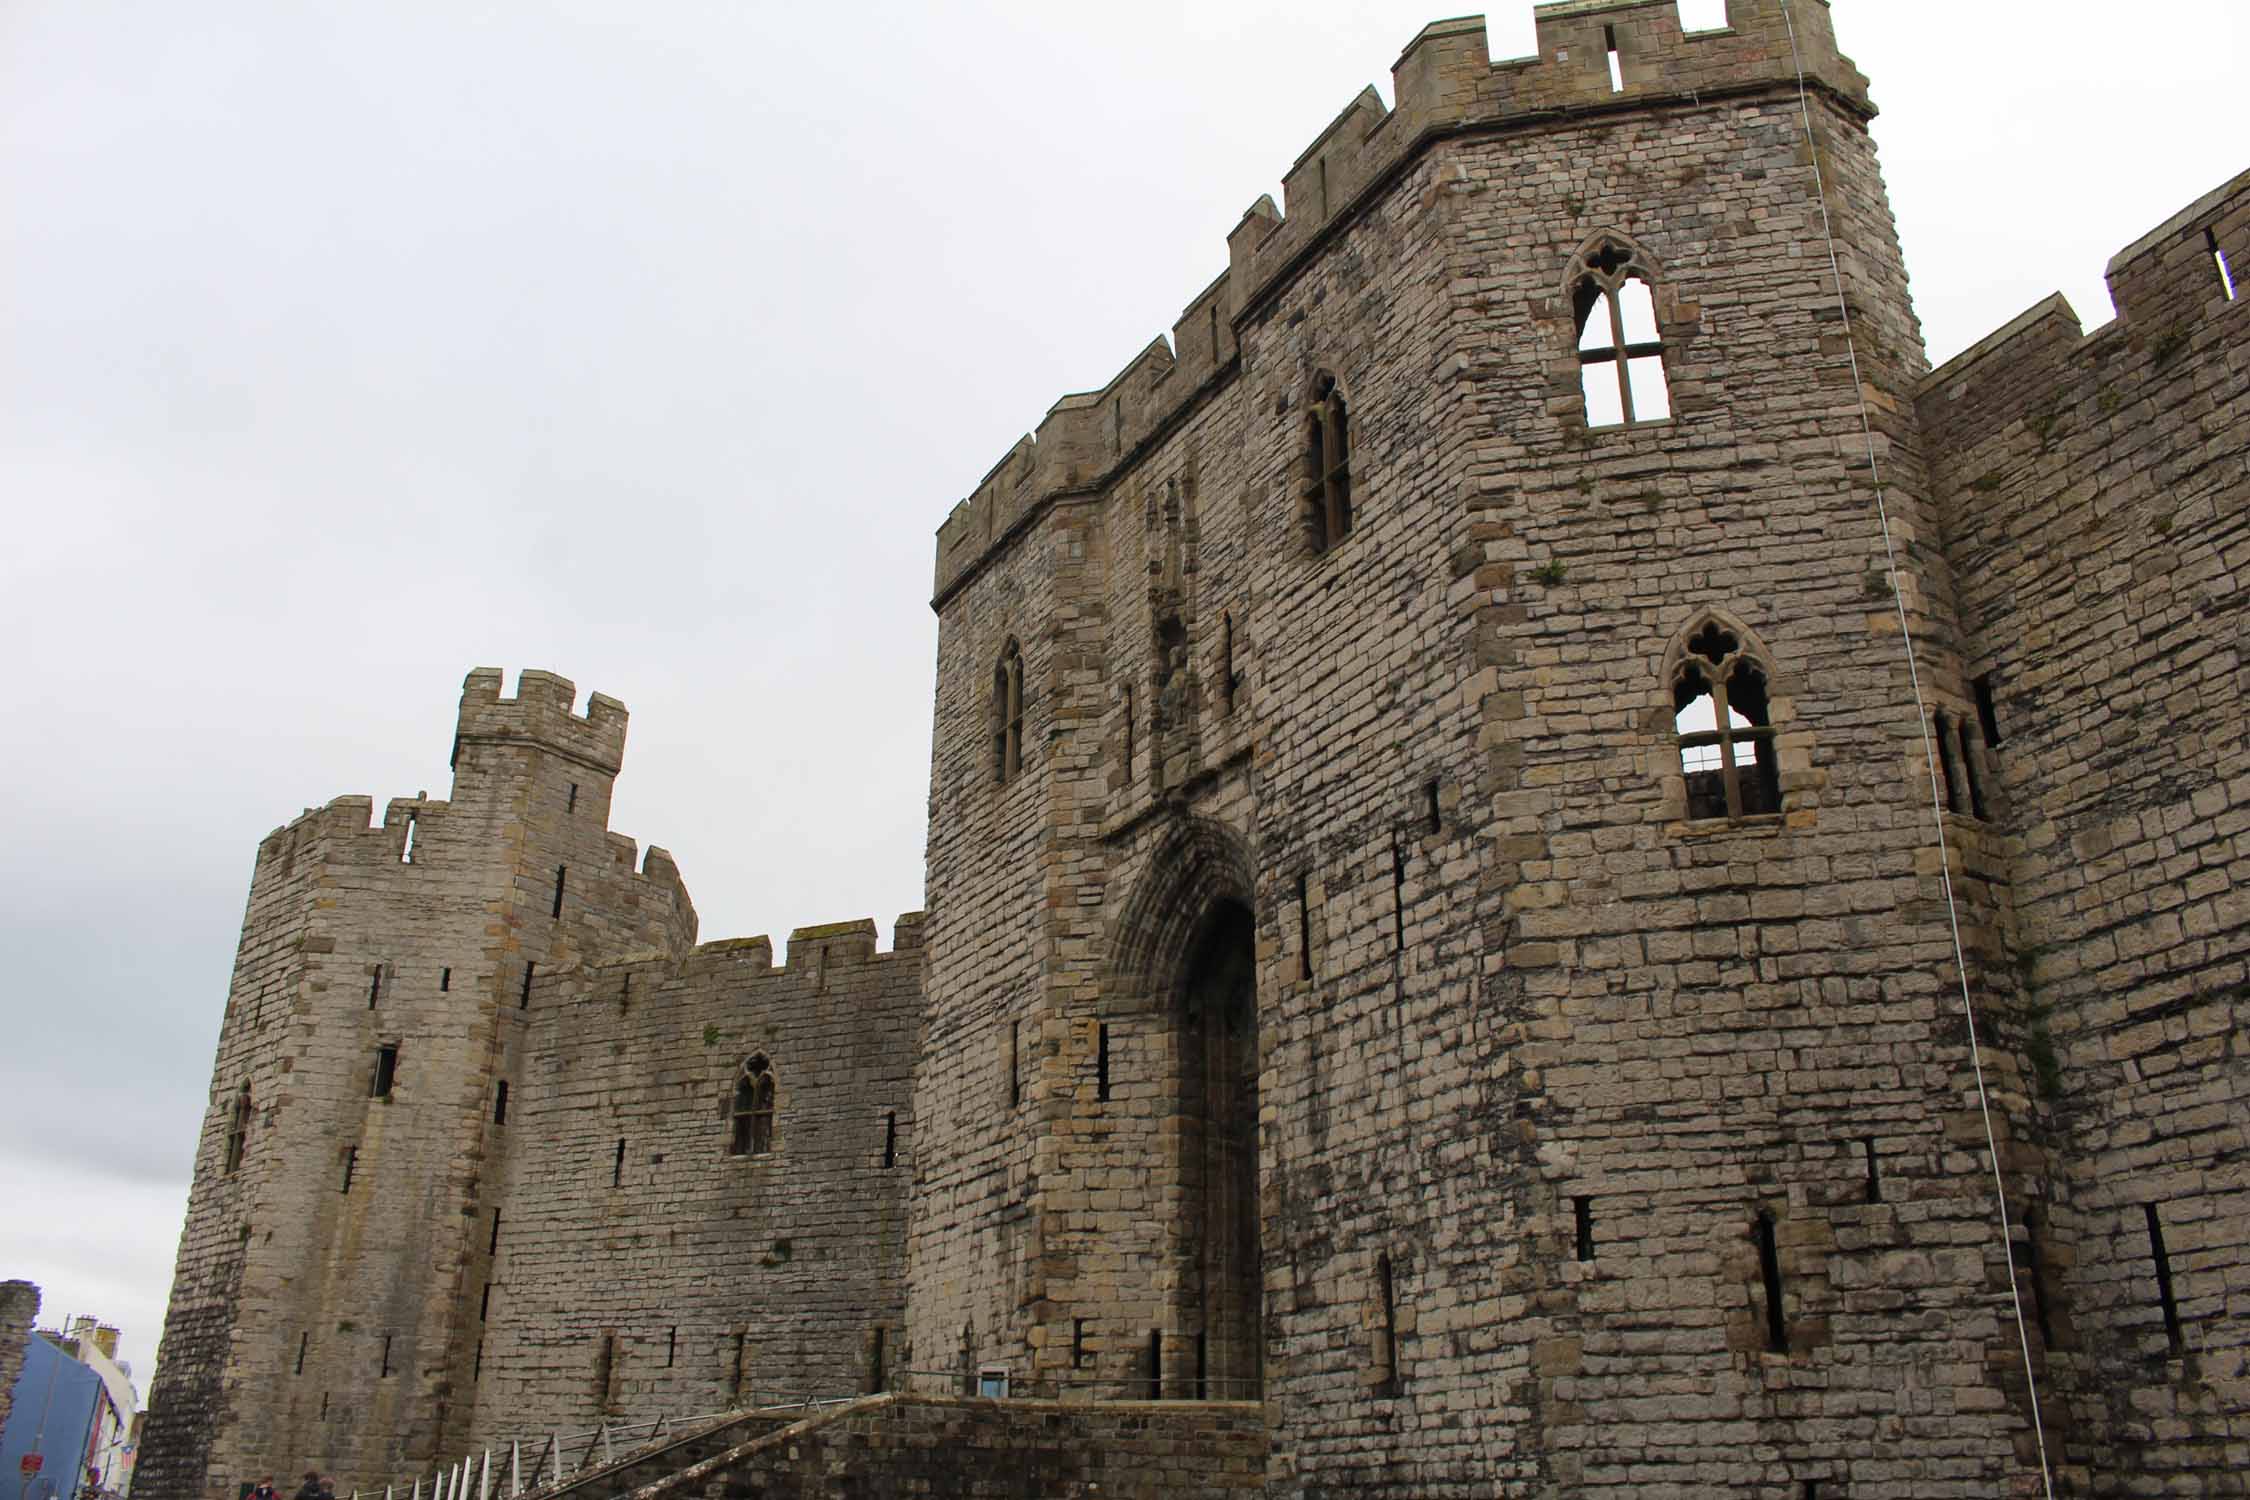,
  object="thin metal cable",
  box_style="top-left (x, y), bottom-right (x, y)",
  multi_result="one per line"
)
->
top-left (1776, 5), bottom-right (2056, 1495)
